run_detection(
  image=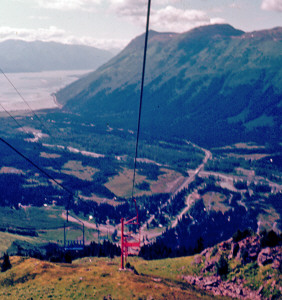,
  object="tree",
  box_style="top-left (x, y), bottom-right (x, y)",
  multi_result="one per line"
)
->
top-left (194, 237), bottom-right (204, 254)
top-left (216, 254), bottom-right (229, 278)
top-left (261, 230), bottom-right (280, 248)
top-left (1, 253), bottom-right (12, 272)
